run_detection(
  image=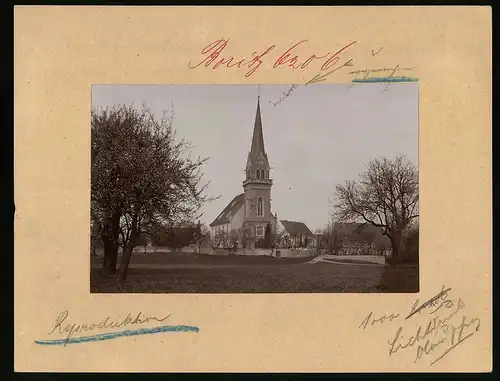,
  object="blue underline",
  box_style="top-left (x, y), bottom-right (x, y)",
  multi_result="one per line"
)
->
top-left (352, 76), bottom-right (419, 83)
top-left (35, 324), bottom-right (200, 346)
